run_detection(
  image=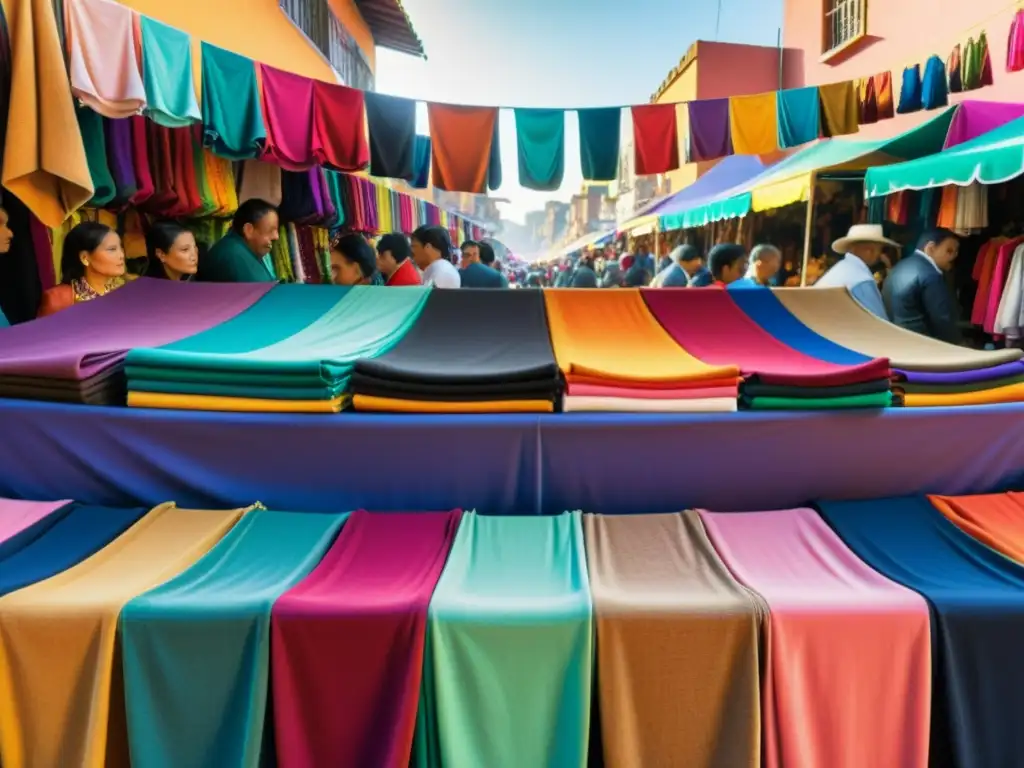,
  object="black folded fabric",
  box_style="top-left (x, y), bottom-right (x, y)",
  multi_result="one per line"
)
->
top-left (351, 372), bottom-right (557, 402)
top-left (741, 379), bottom-right (891, 400)
top-left (0, 369), bottom-right (126, 404)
